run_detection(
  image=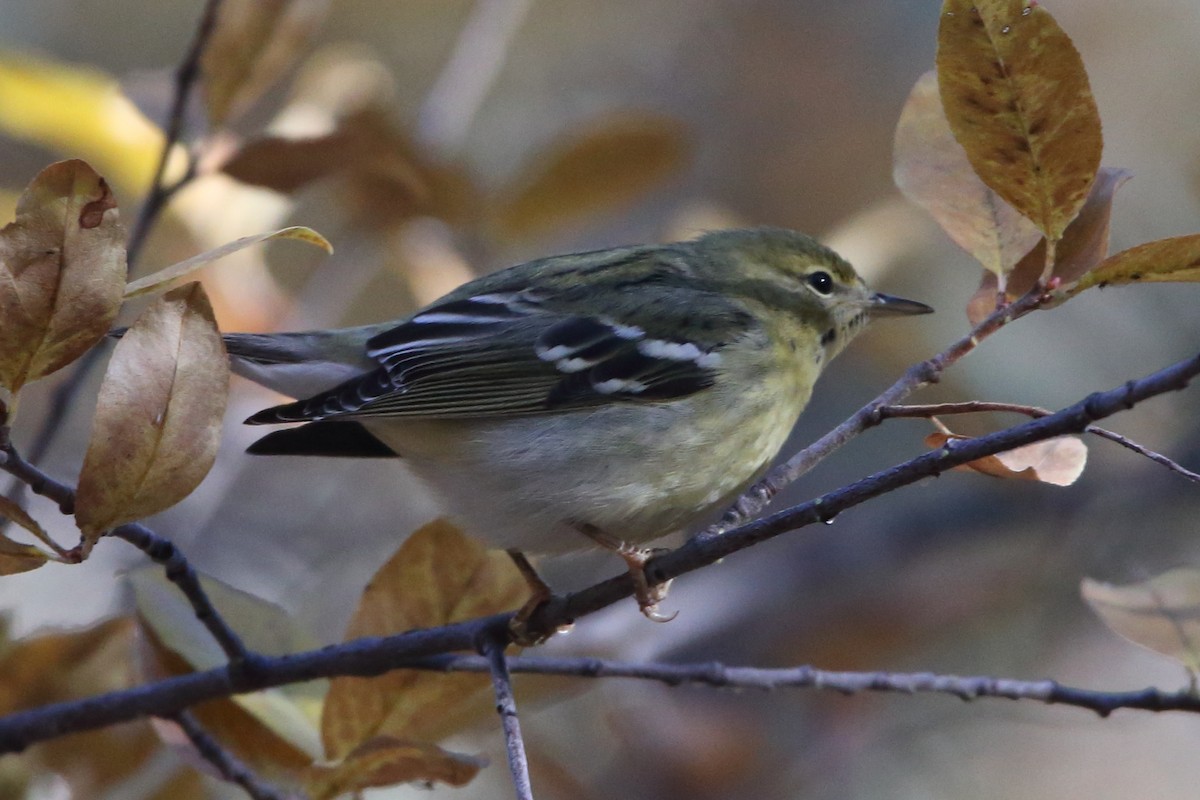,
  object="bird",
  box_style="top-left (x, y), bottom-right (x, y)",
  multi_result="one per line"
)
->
top-left (226, 228), bottom-right (933, 622)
